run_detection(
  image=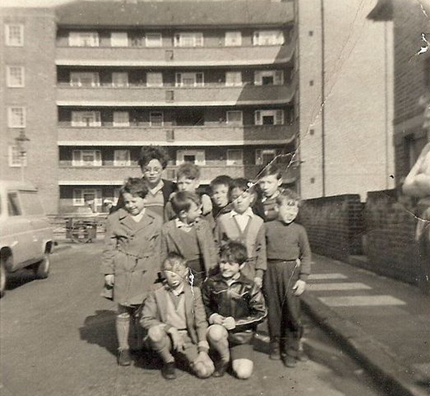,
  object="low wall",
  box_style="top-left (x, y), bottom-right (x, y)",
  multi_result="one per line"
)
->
top-left (299, 194), bottom-right (365, 261)
top-left (363, 190), bottom-right (420, 285)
